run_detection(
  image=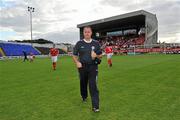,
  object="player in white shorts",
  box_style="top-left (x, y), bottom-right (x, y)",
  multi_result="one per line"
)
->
top-left (50, 44), bottom-right (59, 70)
top-left (29, 52), bottom-right (34, 62)
top-left (105, 44), bottom-right (113, 67)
